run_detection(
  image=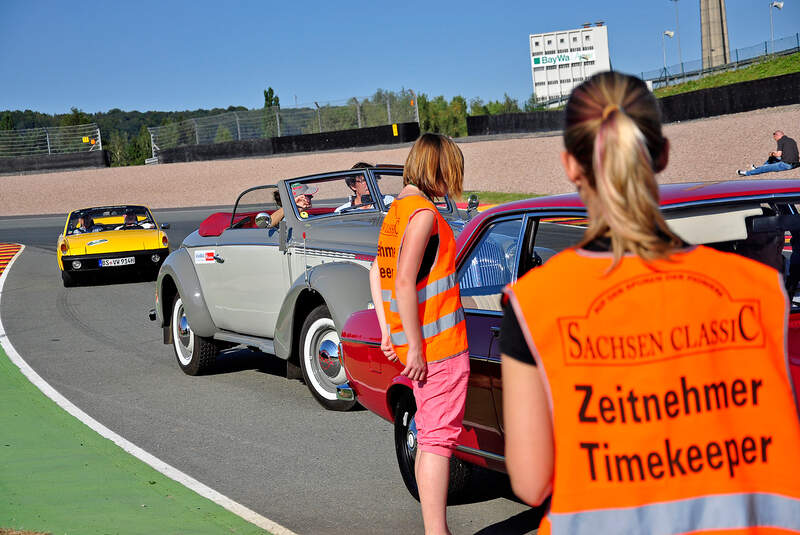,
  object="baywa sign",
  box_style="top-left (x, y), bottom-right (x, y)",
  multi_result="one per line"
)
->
top-left (533, 51), bottom-right (595, 65)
